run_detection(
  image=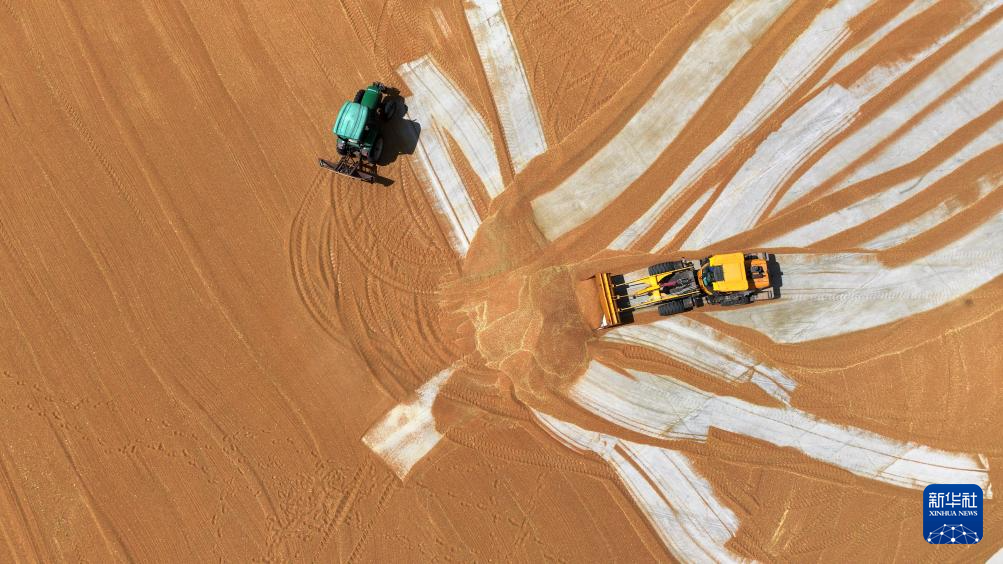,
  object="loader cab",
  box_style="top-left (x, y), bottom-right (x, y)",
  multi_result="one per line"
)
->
top-left (747, 258), bottom-right (771, 289)
top-left (700, 267), bottom-right (716, 290)
top-left (699, 253), bottom-right (749, 294)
